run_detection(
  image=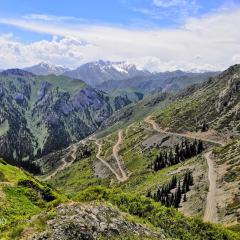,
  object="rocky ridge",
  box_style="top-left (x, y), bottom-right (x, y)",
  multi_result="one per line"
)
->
top-left (33, 203), bottom-right (164, 240)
